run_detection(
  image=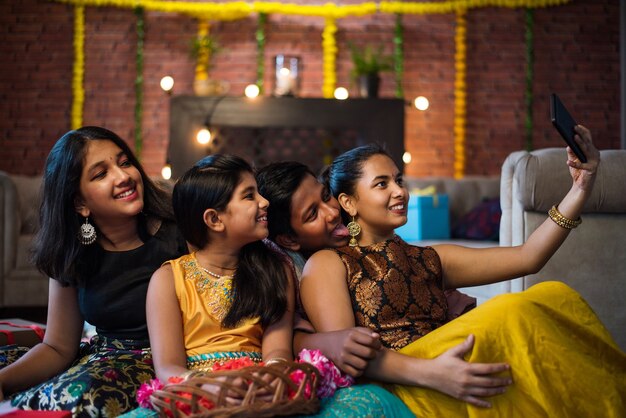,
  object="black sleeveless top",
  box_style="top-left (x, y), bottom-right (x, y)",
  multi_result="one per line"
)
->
top-left (331, 235), bottom-right (448, 350)
top-left (77, 221), bottom-right (187, 342)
